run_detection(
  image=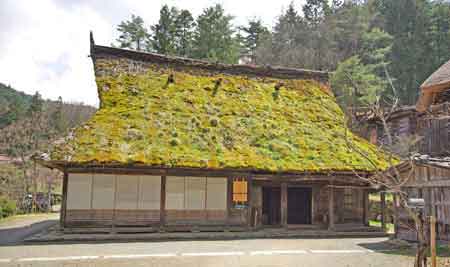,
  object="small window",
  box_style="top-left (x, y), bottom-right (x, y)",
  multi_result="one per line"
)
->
top-left (232, 178), bottom-right (248, 204)
top-left (344, 188), bottom-right (352, 209)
